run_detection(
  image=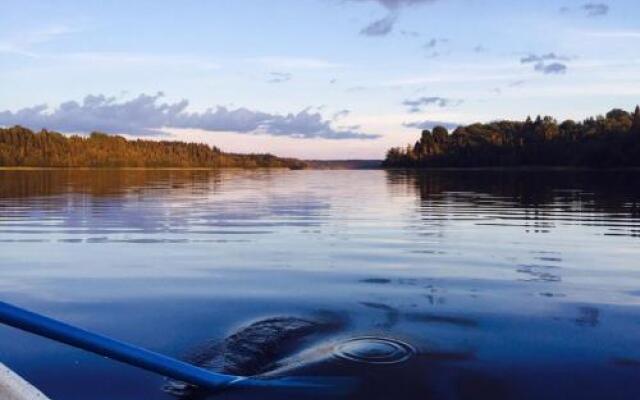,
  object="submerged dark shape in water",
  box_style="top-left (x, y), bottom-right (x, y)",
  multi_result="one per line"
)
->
top-left (164, 315), bottom-right (343, 398)
top-left (164, 311), bottom-right (489, 400)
